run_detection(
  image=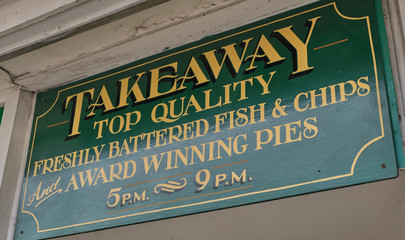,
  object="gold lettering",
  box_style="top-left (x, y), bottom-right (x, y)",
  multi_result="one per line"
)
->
top-left (109, 163), bottom-right (122, 182)
top-left (255, 129), bottom-right (273, 150)
top-left (309, 87), bottom-right (328, 109)
top-left (284, 121), bottom-right (302, 143)
top-left (143, 154), bottom-right (164, 175)
top-left (338, 80), bottom-right (357, 102)
top-left (203, 89), bottom-right (222, 110)
top-left (149, 62), bottom-right (178, 99)
top-left (254, 71), bottom-right (276, 95)
top-left (94, 119), bottom-right (109, 139)
top-left (124, 111), bottom-right (141, 132)
top-left (87, 86), bottom-right (115, 117)
top-left (203, 38), bottom-right (253, 79)
top-left (65, 174), bottom-right (79, 192)
top-left (123, 160), bottom-right (137, 179)
top-left (183, 95), bottom-right (203, 116)
top-left (245, 35), bottom-right (285, 72)
top-left (294, 92), bottom-right (309, 112)
top-left (64, 89), bottom-right (94, 138)
top-left (178, 57), bottom-right (210, 90)
top-left (109, 141), bottom-right (120, 159)
top-left (303, 117), bottom-right (318, 138)
top-left (273, 16), bottom-right (321, 76)
top-left (357, 76), bottom-right (370, 96)
top-left (233, 78), bottom-right (253, 101)
top-left (117, 73), bottom-right (146, 108)
top-left (94, 168), bottom-right (109, 185)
